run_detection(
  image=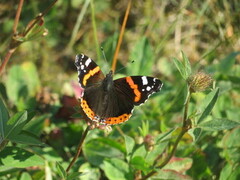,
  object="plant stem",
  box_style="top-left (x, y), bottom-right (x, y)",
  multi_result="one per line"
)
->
top-left (23, 0), bottom-right (58, 36)
top-left (66, 125), bottom-right (90, 173)
top-left (13, 0), bottom-right (24, 34)
top-left (141, 86), bottom-right (191, 180)
top-left (111, 0), bottom-right (132, 73)
top-left (0, 0), bottom-right (58, 75)
top-left (66, 0), bottom-right (90, 51)
top-left (0, 0), bottom-right (24, 75)
top-left (90, 0), bottom-right (101, 61)
top-left (183, 86), bottom-right (191, 128)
